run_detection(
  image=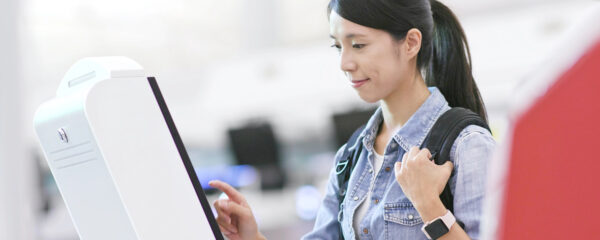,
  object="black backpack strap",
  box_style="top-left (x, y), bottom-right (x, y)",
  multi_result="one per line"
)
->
top-left (420, 107), bottom-right (490, 229)
top-left (335, 125), bottom-right (365, 240)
